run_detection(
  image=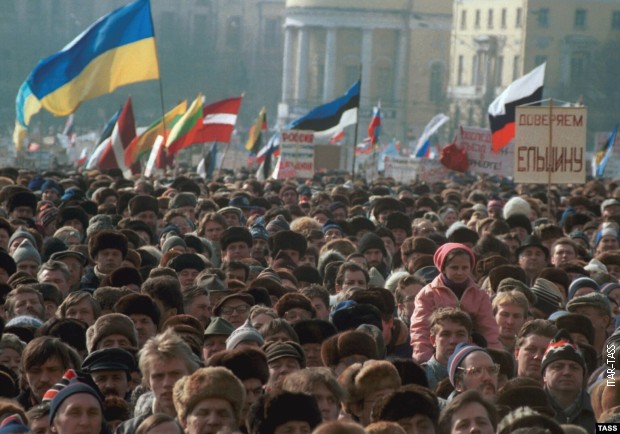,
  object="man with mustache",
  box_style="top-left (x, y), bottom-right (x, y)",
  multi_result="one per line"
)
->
top-left (448, 343), bottom-right (499, 402)
top-left (81, 347), bottom-right (136, 399)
